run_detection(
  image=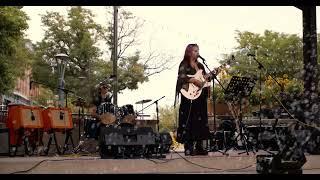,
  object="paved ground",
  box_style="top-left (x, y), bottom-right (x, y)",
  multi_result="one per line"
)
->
top-left (1, 150), bottom-right (320, 174)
